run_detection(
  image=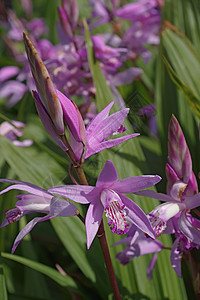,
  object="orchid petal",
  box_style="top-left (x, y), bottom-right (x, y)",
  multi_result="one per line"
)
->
top-left (85, 133), bottom-right (139, 159)
top-left (135, 190), bottom-right (178, 203)
top-left (86, 101), bottom-right (114, 134)
top-left (49, 185), bottom-right (97, 204)
top-left (120, 194), bottom-right (155, 239)
top-left (49, 196), bottom-right (77, 216)
top-left (184, 193), bottom-right (200, 210)
top-left (147, 253), bottom-right (158, 280)
top-left (12, 215), bottom-right (52, 253)
top-left (170, 238), bottom-right (182, 277)
top-left (87, 108), bottom-right (129, 142)
top-left (0, 66), bottom-right (19, 83)
top-left (56, 89), bottom-right (86, 142)
top-left (96, 160), bottom-right (118, 187)
top-left (16, 194), bottom-right (51, 213)
top-left (178, 213), bottom-right (200, 245)
top-left (0, 179), bottom-right (52, 197)
top-left (113, 175), bottom-right (161, 193)
top-left (111, 68), bottom-right (142, 86)
top-left (13, 139), bottom-right (33, 147)
top-left (85, 201), bottom-right (104, 248)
